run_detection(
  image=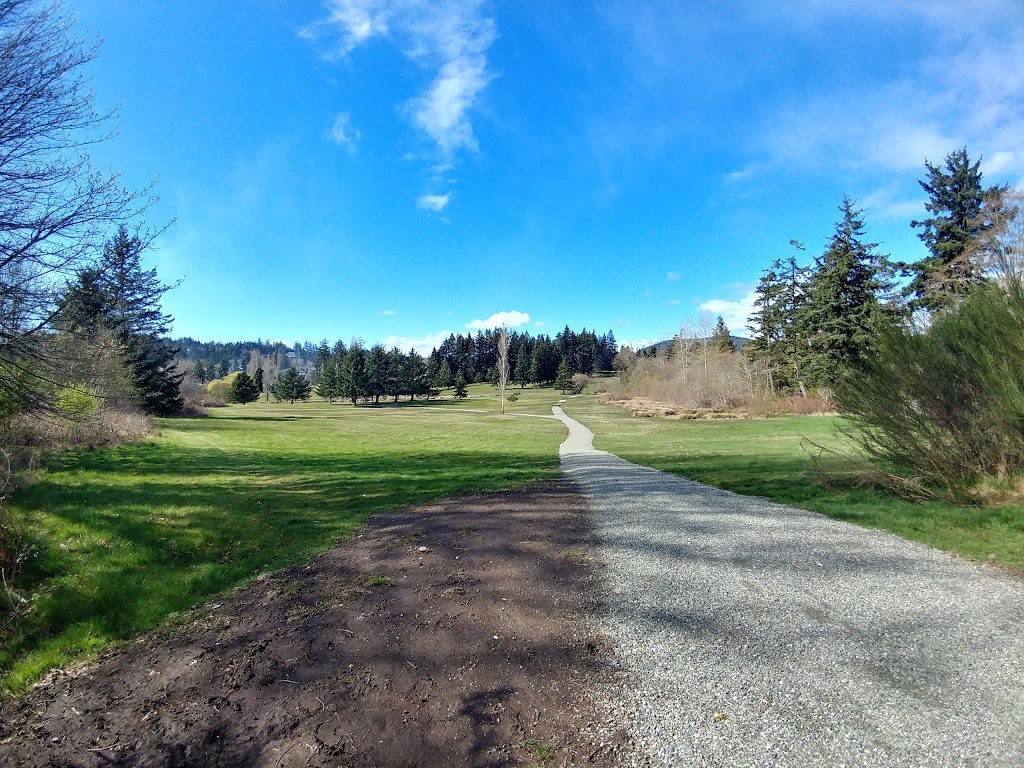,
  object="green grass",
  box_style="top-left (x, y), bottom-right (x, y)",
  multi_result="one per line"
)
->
top-left (1, 384), bottom-right (568, 695)
top-left (562, 395), bottom-right (1024, 572)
